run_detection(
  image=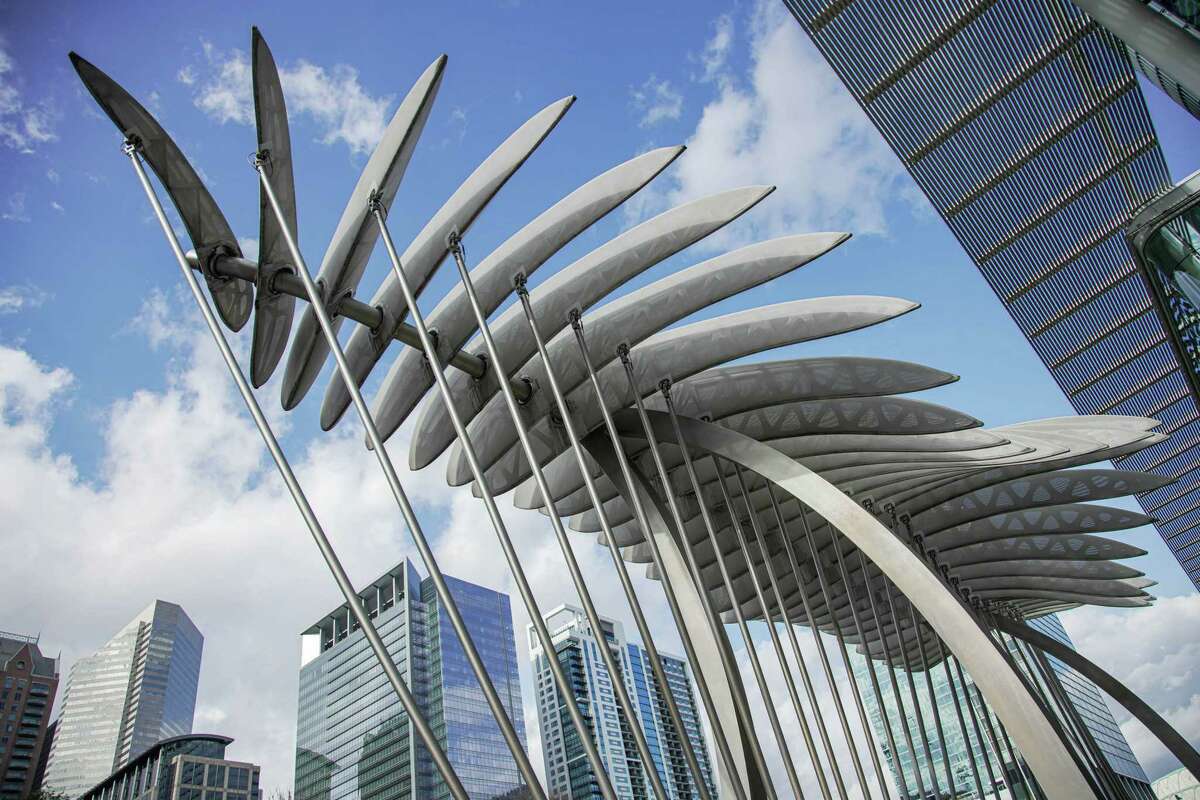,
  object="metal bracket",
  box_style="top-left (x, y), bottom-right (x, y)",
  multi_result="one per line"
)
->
top-left (367, 188), bottom-right (387, 219)
top-left (567, 307), bottom-right (583, 332)
top-left (122, 135), bottom-right (143, 156)
top-left (513, 272), bottom-right (529, 297)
